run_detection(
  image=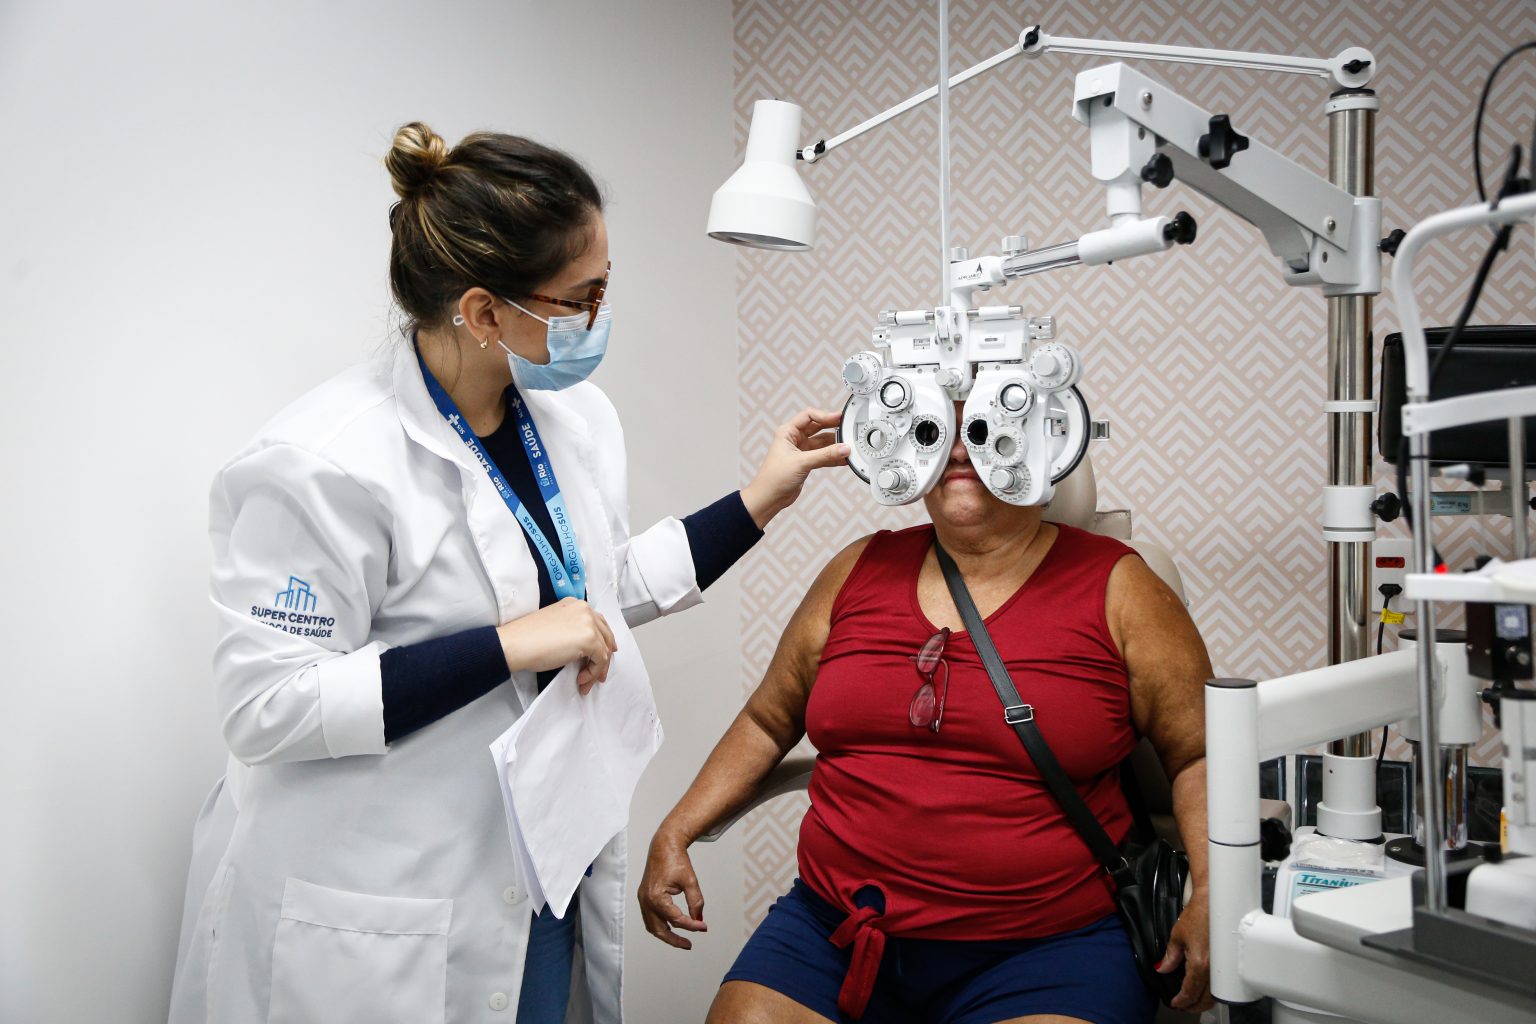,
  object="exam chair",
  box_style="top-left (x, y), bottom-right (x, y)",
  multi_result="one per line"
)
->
top-left (699, 455), bottom-right (1219, 1022)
